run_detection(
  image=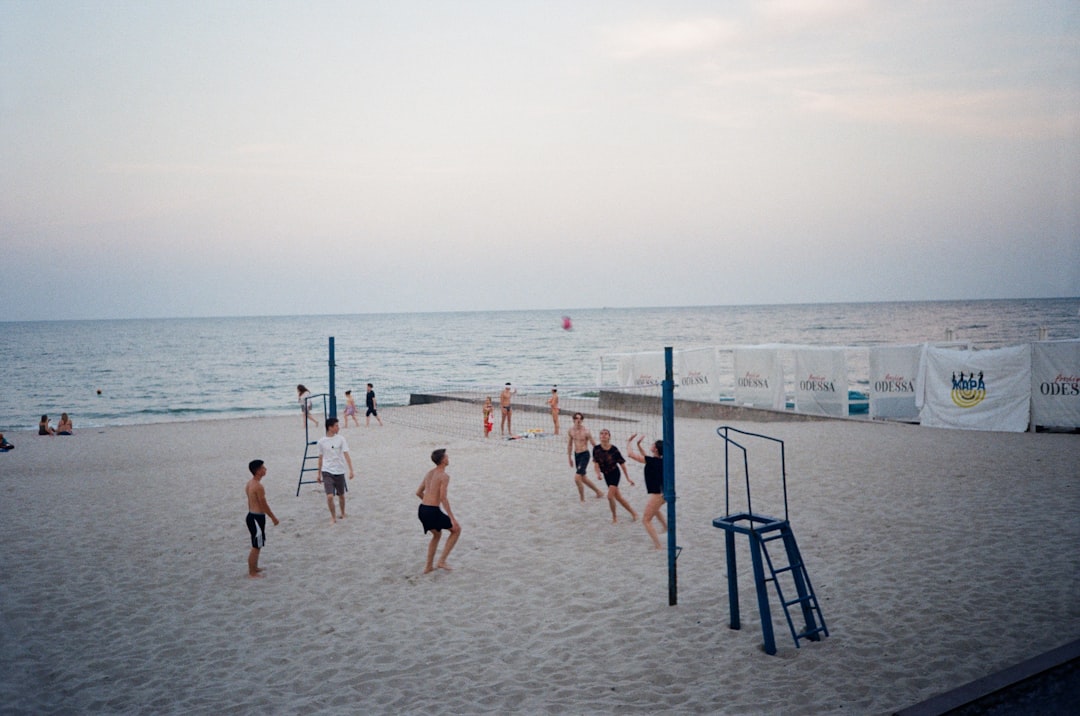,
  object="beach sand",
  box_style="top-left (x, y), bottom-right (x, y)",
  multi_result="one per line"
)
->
top-left (0, 409), bottom-right (1077, 714)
